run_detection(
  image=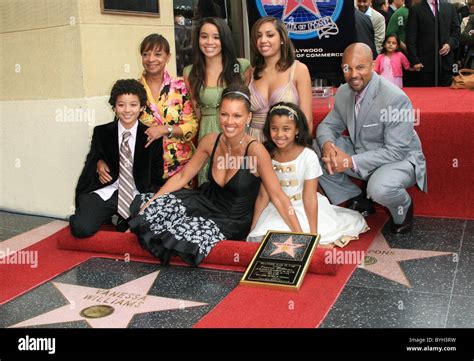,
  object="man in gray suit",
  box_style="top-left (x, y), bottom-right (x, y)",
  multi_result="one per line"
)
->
top-left (316, 43), bottom-right (427, 234)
